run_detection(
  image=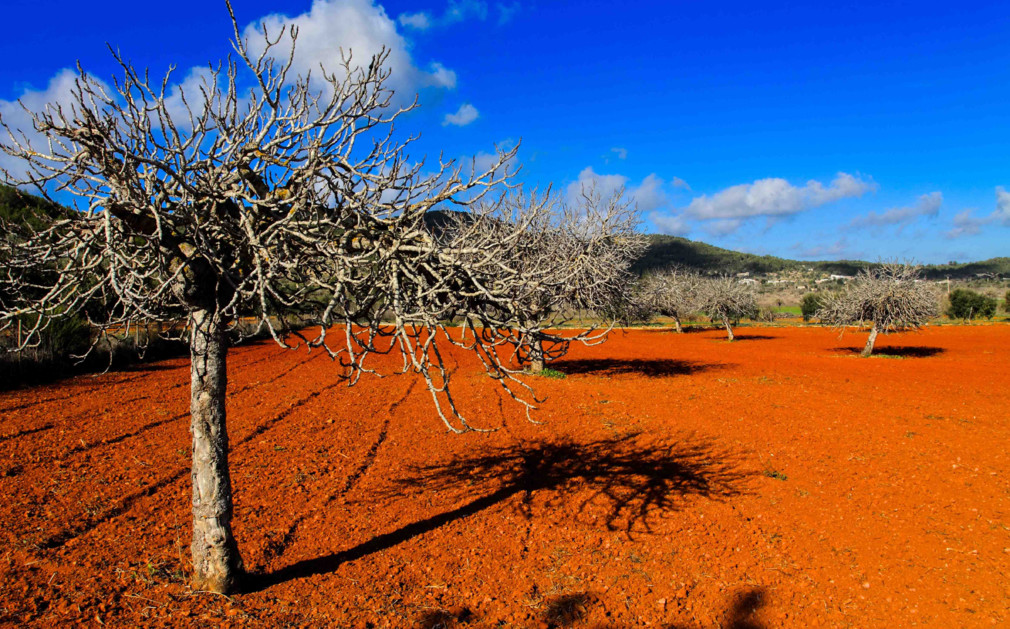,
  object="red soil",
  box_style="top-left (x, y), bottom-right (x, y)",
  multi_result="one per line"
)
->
top-left (1, 324), bottom-right (1009, 628)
